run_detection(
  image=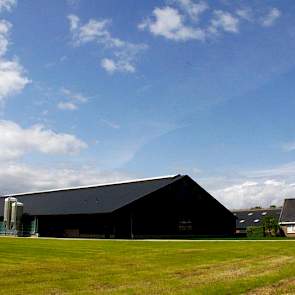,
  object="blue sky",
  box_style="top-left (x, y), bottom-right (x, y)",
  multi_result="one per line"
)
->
top-left (0, 0), bottom-right (295, 208)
